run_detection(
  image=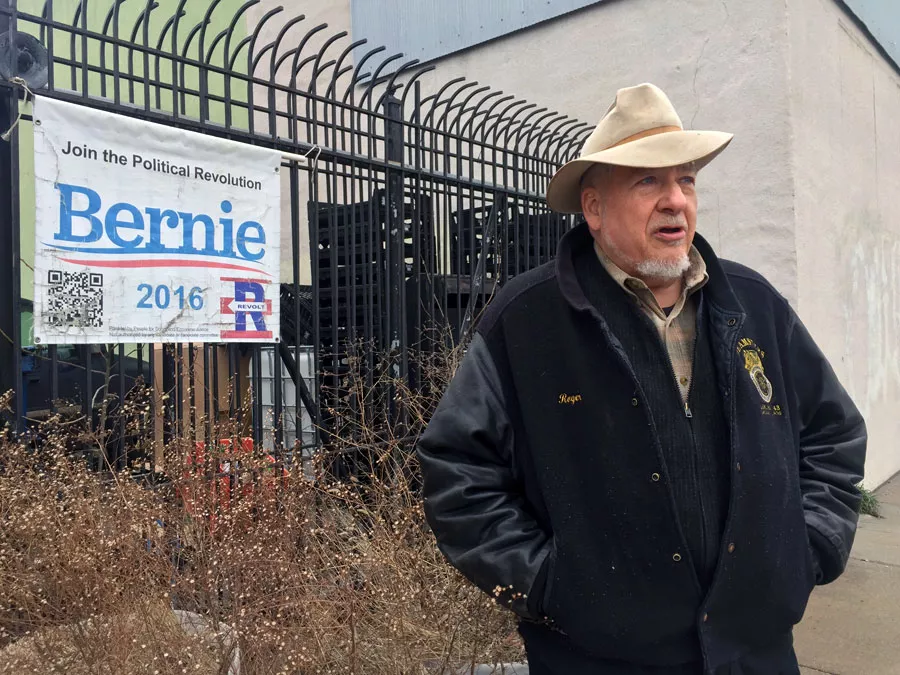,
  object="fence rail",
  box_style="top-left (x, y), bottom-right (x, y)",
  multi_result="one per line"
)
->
top-left (0, 0), bottom-right (586, 474)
